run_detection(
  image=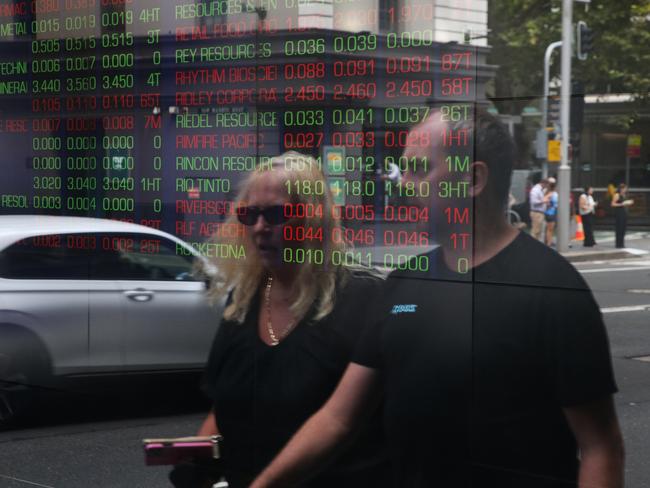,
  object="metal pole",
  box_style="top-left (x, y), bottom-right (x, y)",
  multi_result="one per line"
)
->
top-left (542, 41), bottom-right (562, 179)
top-left (558, 0), bottom-right (573, 252)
